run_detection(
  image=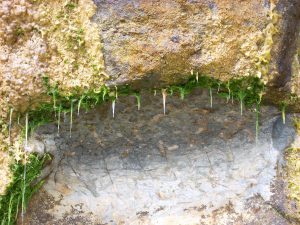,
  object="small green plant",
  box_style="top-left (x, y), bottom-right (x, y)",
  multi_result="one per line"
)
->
top-left (238, 91), bottom-right (247, 116)
top-left (226, 81), bottom-right (231, 103)
top-left (133, 92), bottom-right (141, 110)
top-left (179, 87), bottom-right (187, 100)
top-left (0, 154), bottom-right (51, 225)
top-left (15, 27), bottom-right (24, 37)
top-left (280, 101), bottom-right (288, 124)
top-left (209, 87), bottom-right (213, 108)
top-left (77, 95), bottom-right (85, 116)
